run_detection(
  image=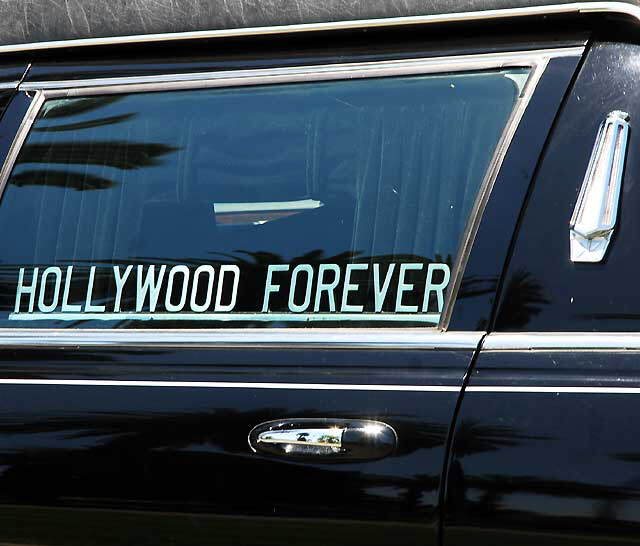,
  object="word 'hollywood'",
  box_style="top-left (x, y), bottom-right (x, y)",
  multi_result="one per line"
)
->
top-left (12, 262), bottom-right (450, 315)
